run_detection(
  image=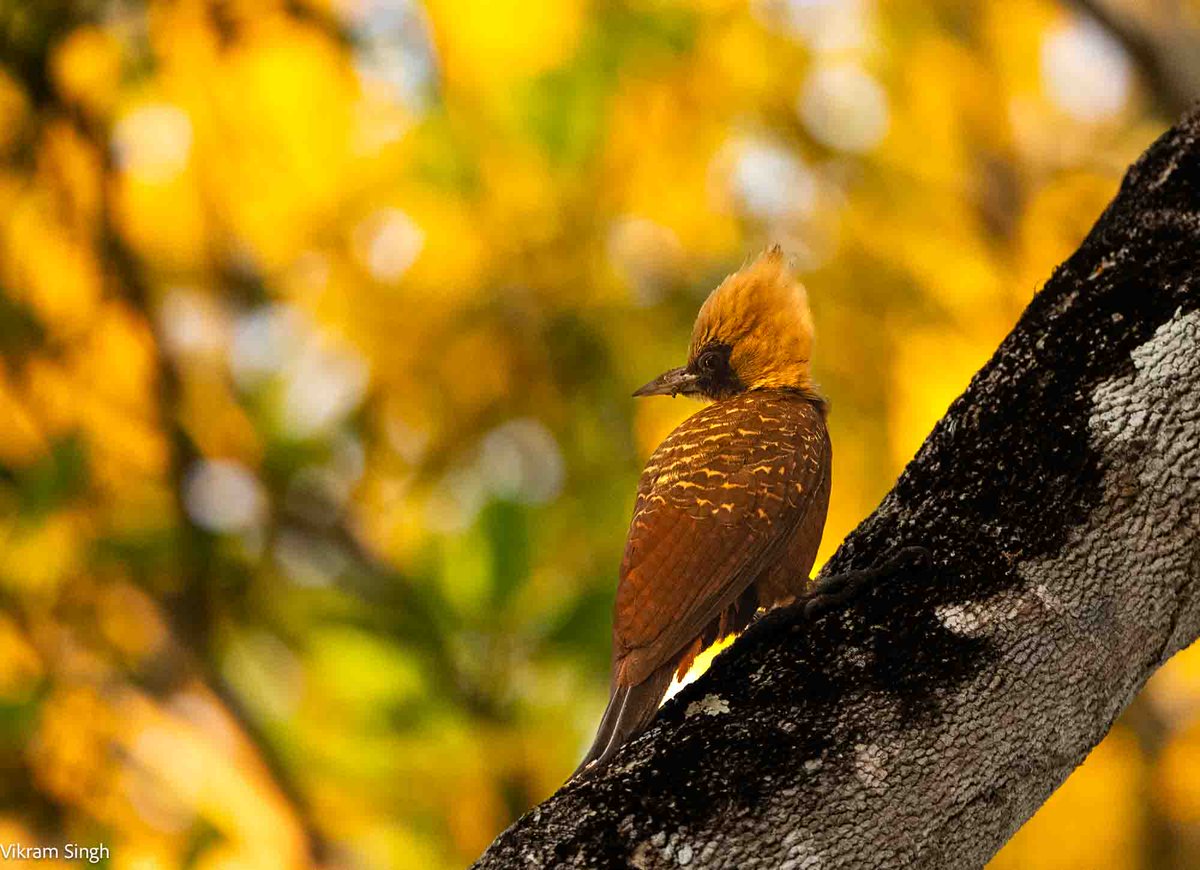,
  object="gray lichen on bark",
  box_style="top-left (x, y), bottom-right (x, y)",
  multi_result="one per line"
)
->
top-left (474, 109), bottom-right (1200, 869)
